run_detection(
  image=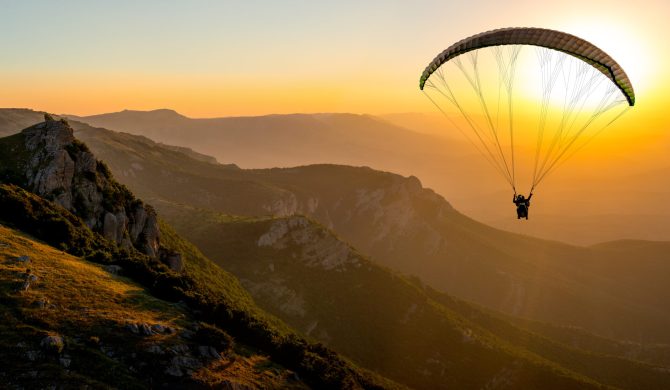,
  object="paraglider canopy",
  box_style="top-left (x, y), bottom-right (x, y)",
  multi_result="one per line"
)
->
top-left (420, 27), bottom-right (635, 106)
top-left (419, 27), bottom-right (636, 194)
